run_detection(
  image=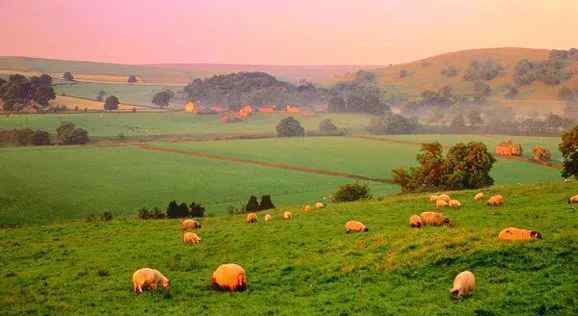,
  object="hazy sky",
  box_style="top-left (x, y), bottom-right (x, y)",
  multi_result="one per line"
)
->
top-left (0, 0), bottom-right (576, 65)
